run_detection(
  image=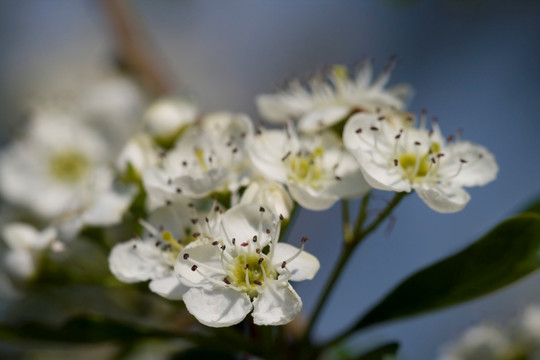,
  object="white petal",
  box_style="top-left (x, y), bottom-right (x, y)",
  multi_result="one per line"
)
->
top-left (297, 106), bottom-right (350, 133)
top-left (415, 184), bottom-right (471, 214)
top-left (273, 243), bottom-right (320, 281)
top-left (256, 94), bottom-right (293, 123)
top-left (149, 276), bottom-right (188, 300)
top-left (220, 204), bottom-right (280, 248)
top-left (144, 98), bottom-right (198, 137)
top-left (288, 183), bottom-right (338, 211)
top-left (3, 223), bottom-right (46, 250)
top-left (142, 168), bottom-right (178, 211)
top-left (116, 134), bottom-right (159, 174)
top-left (82, 184), bottom-right (137, 226)
top-left (109, 240), bottom-right (172, 283)
top-left (4, 250), bottom-right (36, 279)
top-left (183, 287), bottom-right (252, 327)
top-left (248, 130), bottom-right (290, 183)
top-left (172, 167), bottom-right (229, 198)
top-left (240, 181), bottom-right (294, 219)
top-left (252, 281), bottom-right (302, 326)
top-left (448, 141), bottom-right (498, 187)
top-left (175, 241), bottom-right (224, 287)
